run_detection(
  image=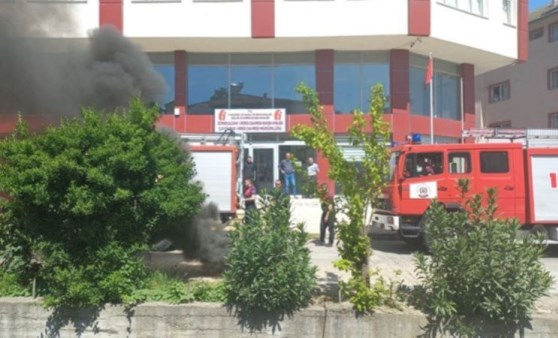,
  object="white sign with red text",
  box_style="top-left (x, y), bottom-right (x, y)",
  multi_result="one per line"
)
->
top-left (214, 109), bottom-right (286, 133)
